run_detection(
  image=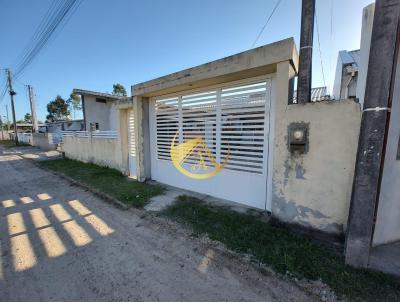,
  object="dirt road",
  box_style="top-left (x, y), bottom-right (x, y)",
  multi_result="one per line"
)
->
top-left (0, 147), bottom-right (316, 302)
